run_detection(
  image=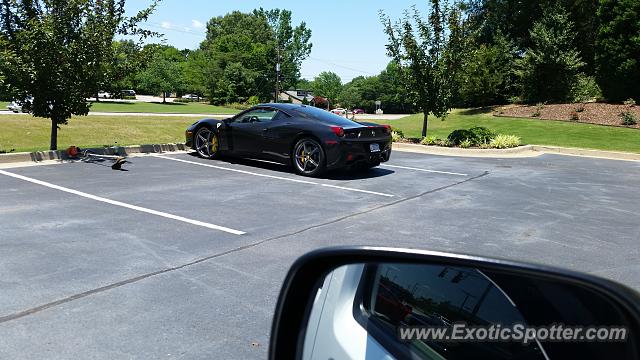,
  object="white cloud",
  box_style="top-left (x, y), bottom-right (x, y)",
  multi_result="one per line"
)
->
top-left (191, 19), bottom-right (204, 29)
top-left (160, 21), bottom-right (172, 29)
